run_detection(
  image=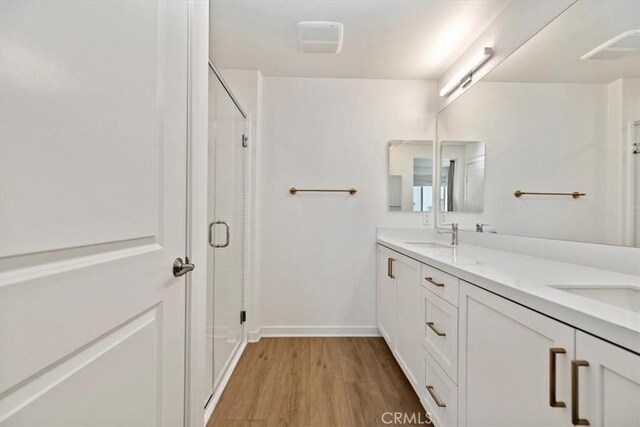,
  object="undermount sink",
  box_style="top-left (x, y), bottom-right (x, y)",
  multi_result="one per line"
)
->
top-left (551, 285), bottom-right (640, 314)
top-left (403, 242), bottom-right (453, 250)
